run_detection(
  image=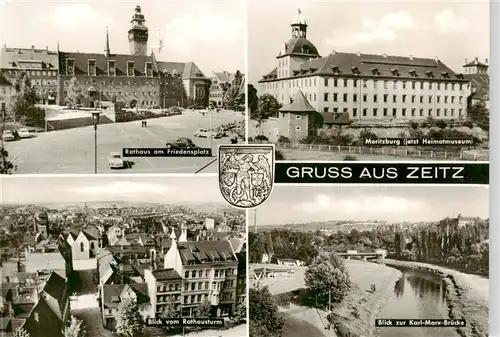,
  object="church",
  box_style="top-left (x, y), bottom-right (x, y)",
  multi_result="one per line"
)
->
top-left (258, 9), bottom-right (471, 124)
